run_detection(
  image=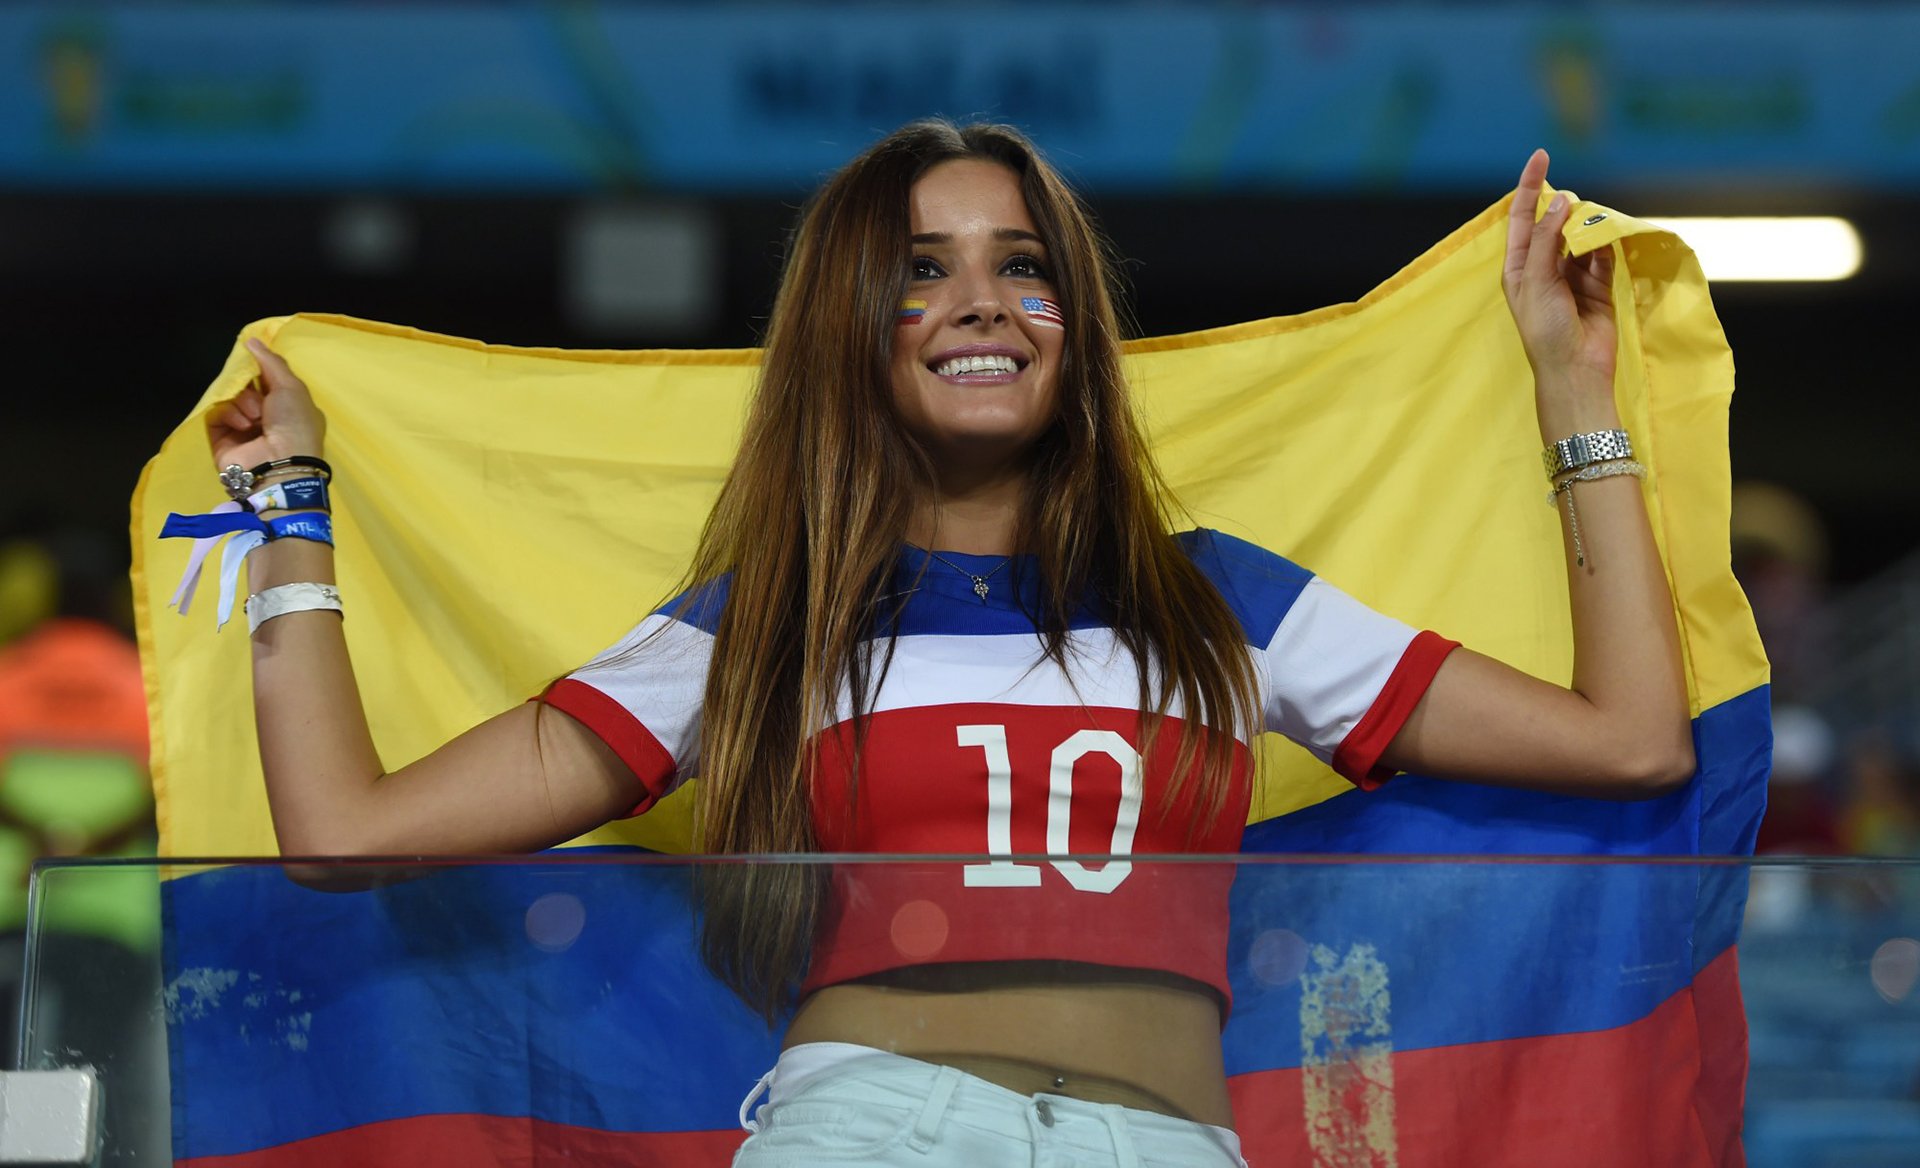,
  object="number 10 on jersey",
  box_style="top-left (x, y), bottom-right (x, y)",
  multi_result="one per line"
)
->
top-left (956, 724), bottom-right (1145, 894)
